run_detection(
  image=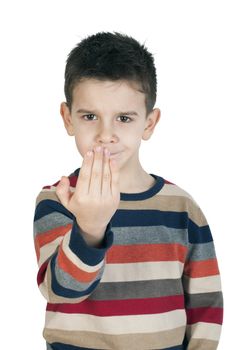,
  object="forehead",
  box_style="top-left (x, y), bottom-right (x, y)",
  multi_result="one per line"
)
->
top-left (72, 78), bottom-right (146, 111)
